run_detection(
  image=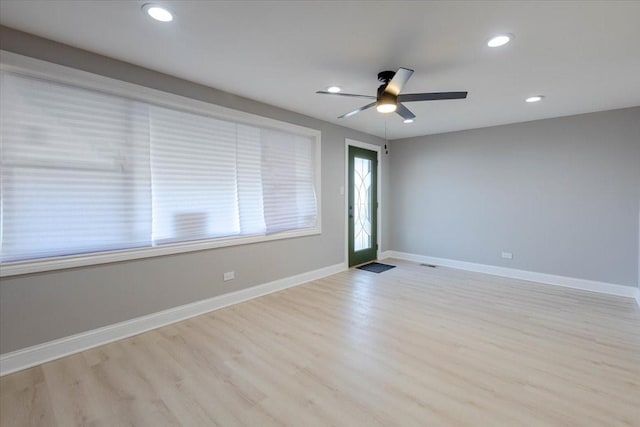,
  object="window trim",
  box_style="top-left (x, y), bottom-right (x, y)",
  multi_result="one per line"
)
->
top-left (0, 51), bottom-right (322, 277)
